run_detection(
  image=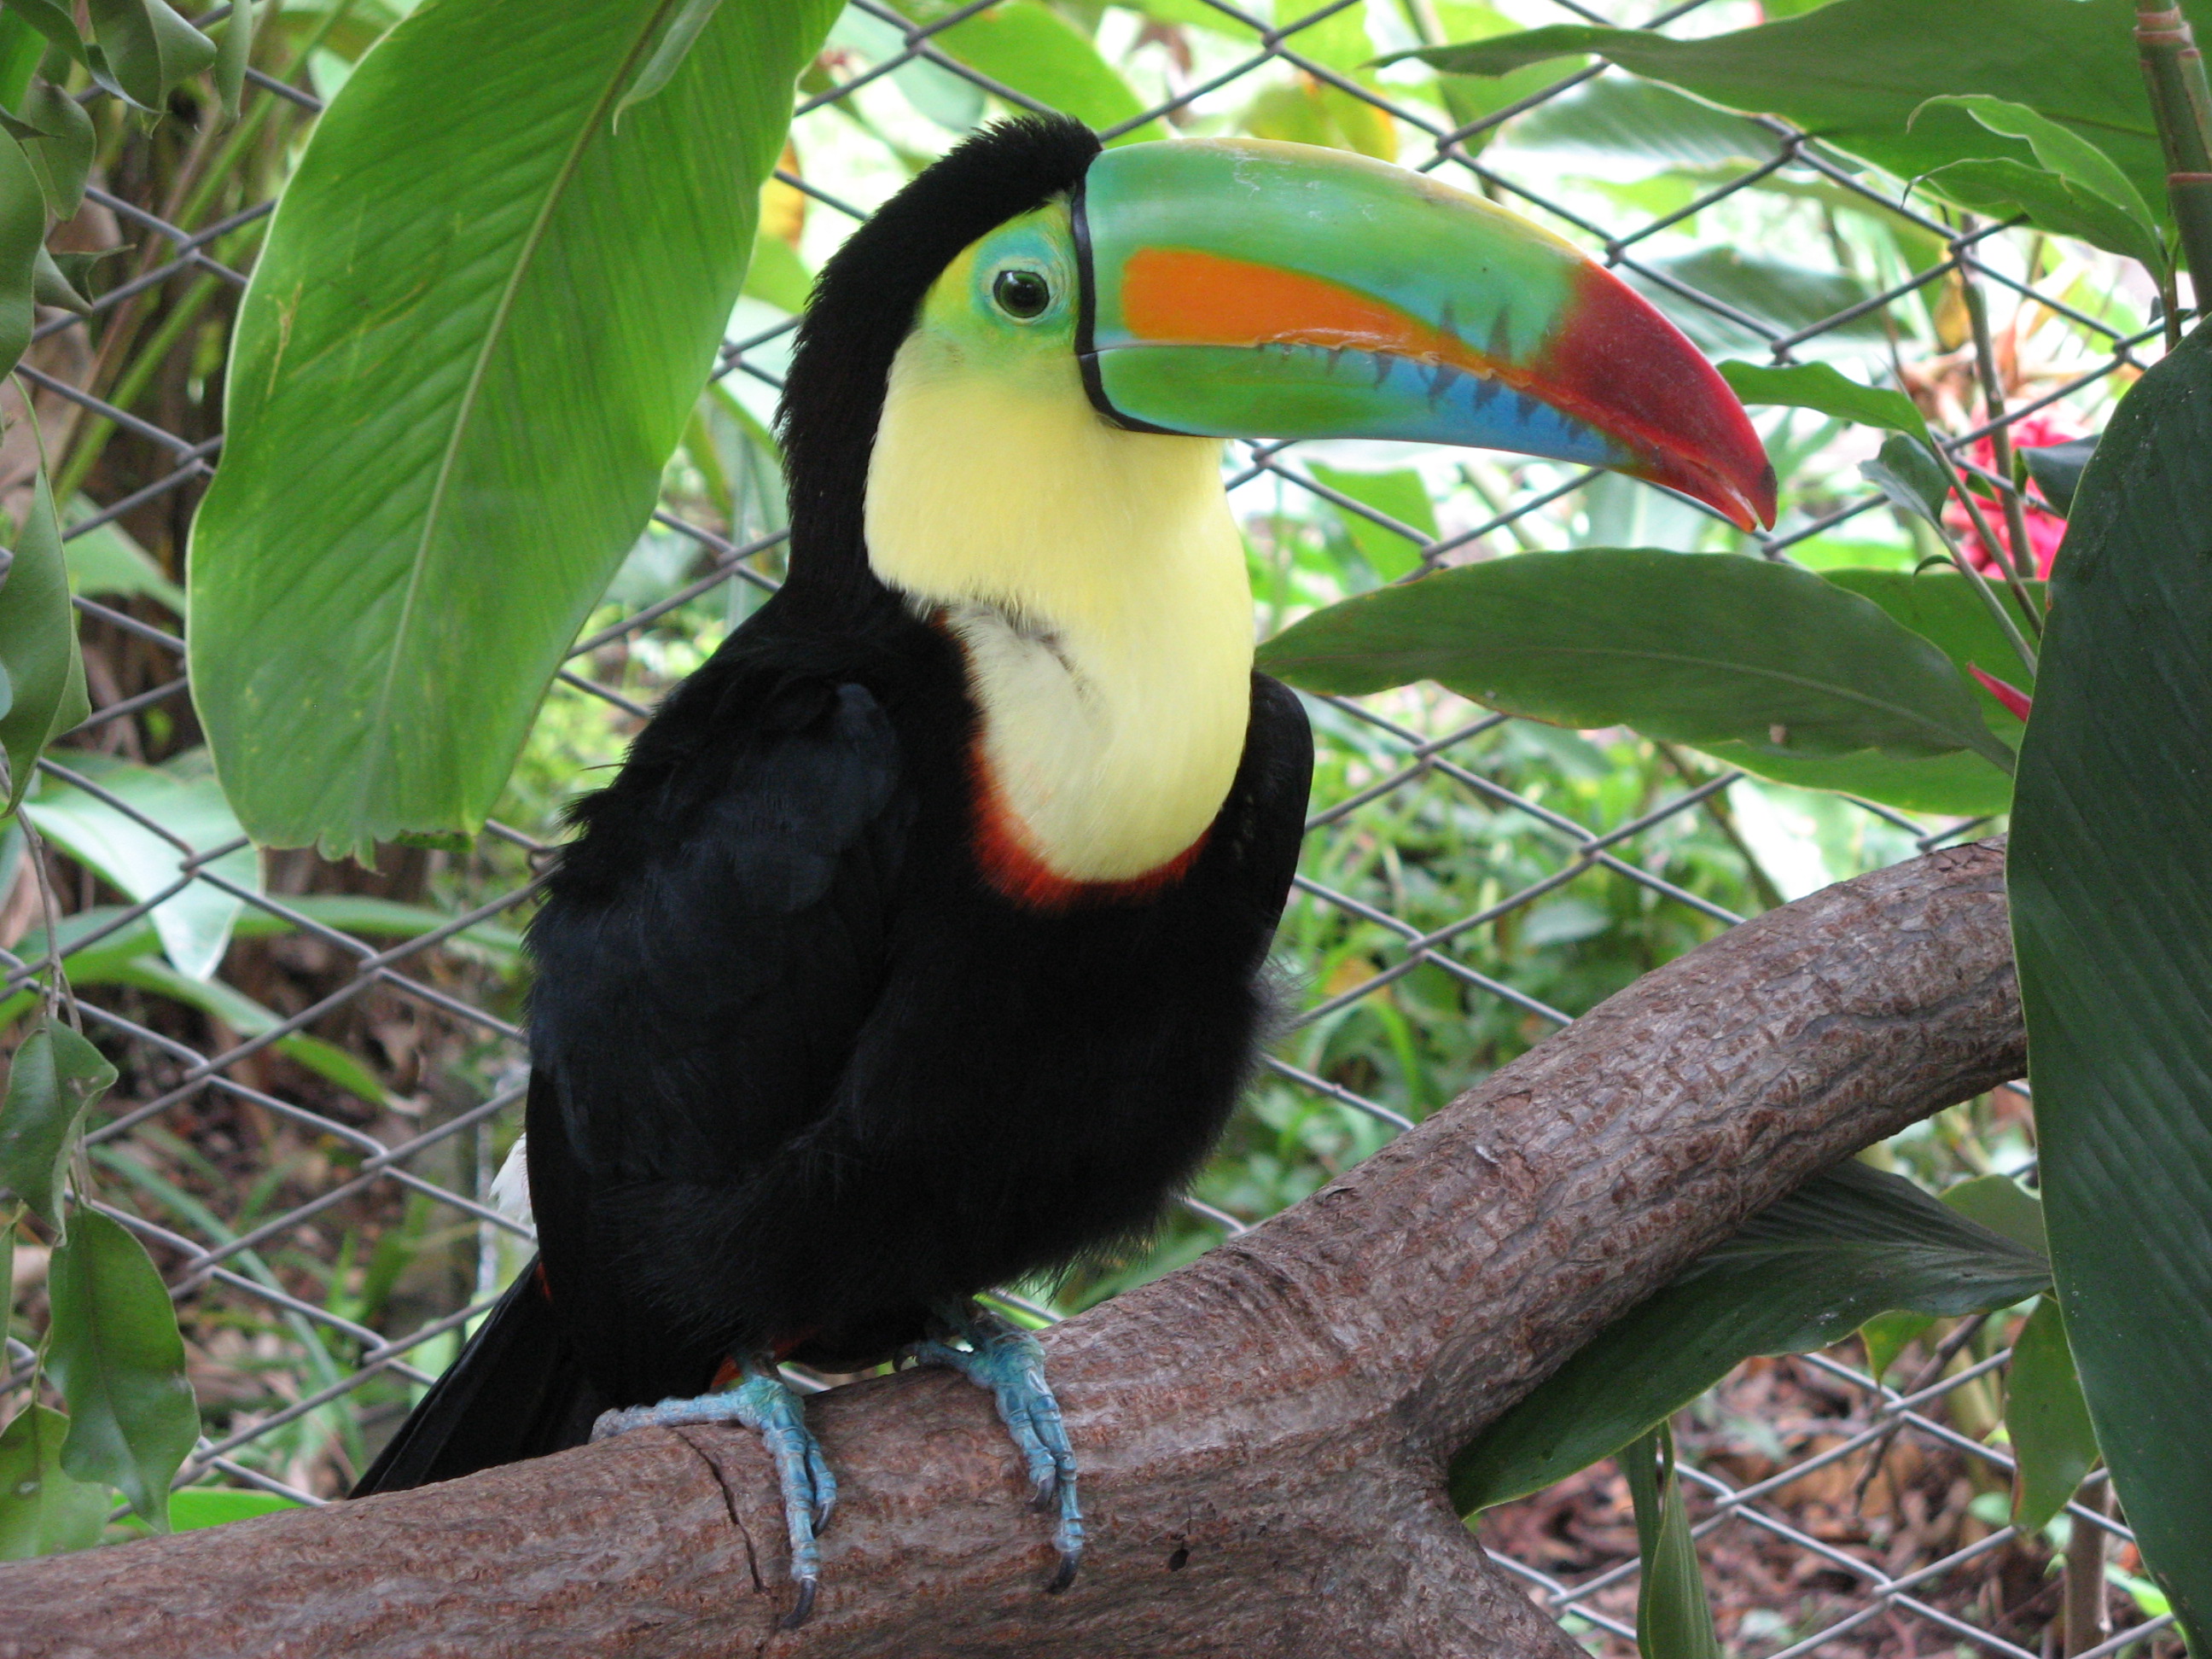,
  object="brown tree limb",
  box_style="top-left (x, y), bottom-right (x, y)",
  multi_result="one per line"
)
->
top-left (0, 840), bottom-right (2023, 1659)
